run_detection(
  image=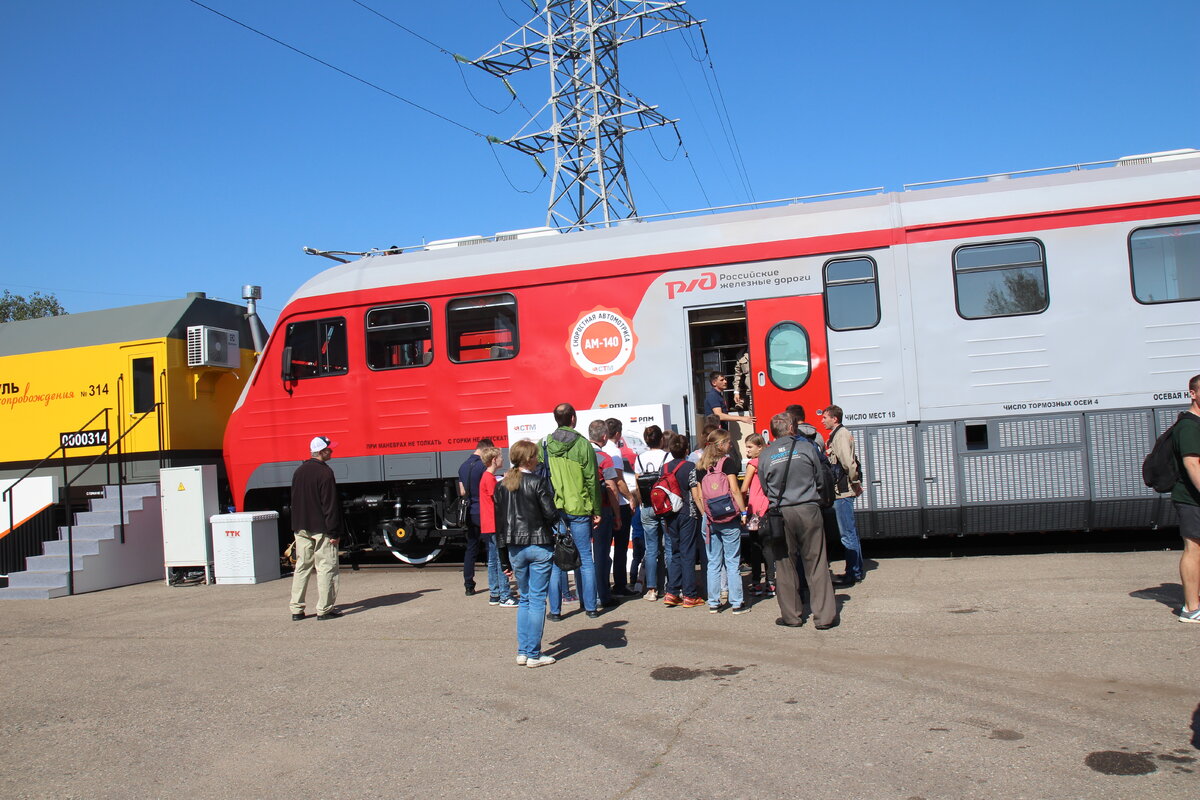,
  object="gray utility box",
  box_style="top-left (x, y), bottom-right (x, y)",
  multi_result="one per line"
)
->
top-left (210, 512), bottom-right (281, 585)
top-left (160, 465), bottom-right (218, 584)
